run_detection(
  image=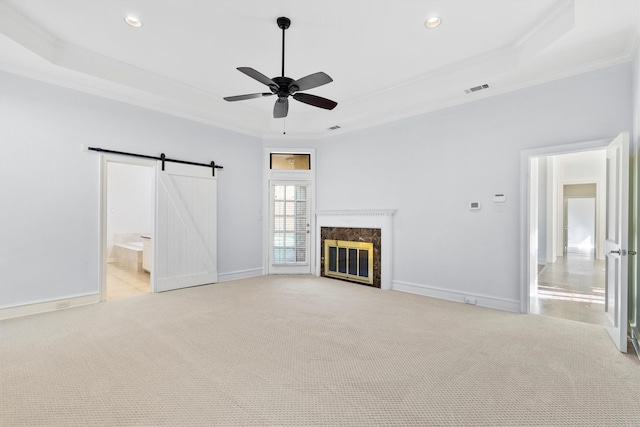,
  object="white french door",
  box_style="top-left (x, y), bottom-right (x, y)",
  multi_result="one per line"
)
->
top-left (604, 132), bottom-right (629, 352)
top-left (154, 162), bottom-right (218, 292)
top-left (268, 181), bottom-right (311, 274)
